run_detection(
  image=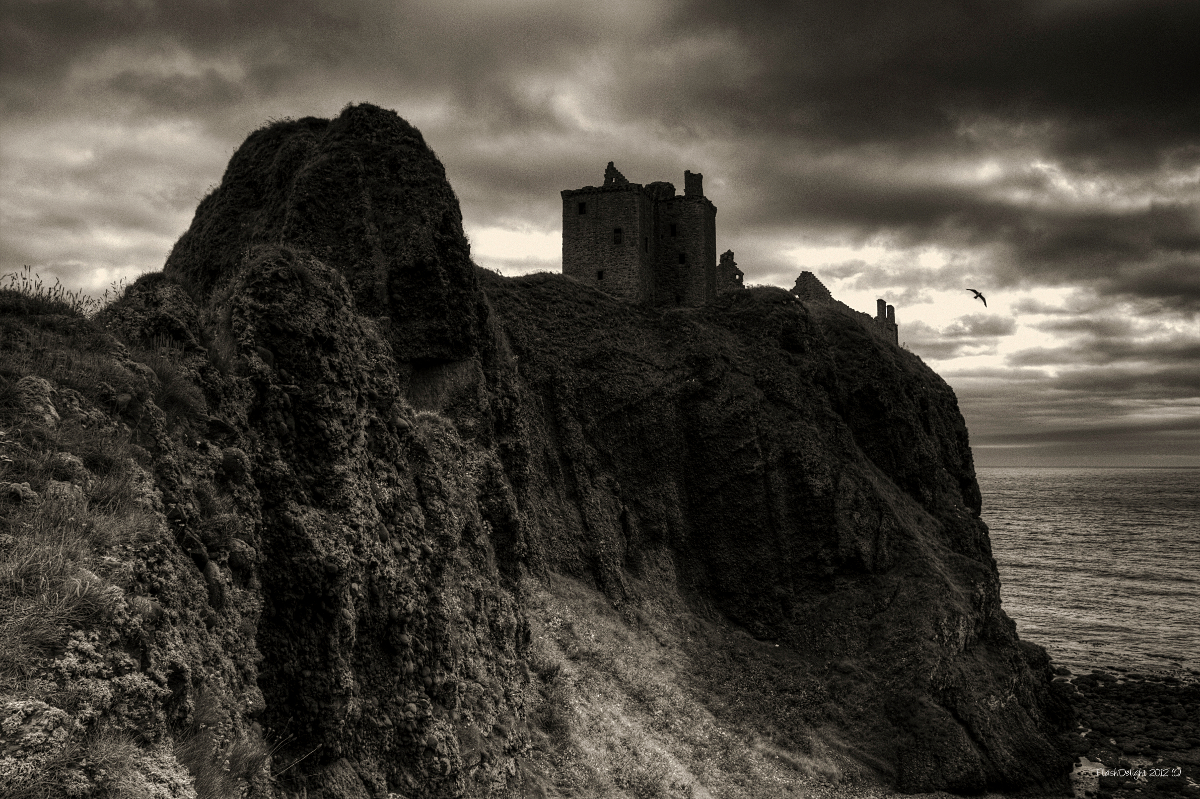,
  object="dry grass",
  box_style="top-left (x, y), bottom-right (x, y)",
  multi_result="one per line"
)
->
top-left (0, 265), bottom-right (116, 319)
top-left (0, 265), bottom-right (129, 383)
top-left (0, 270), bottom-right (208, 434)
top-left (0, 727), bottom-right (196, 799)
top-left (520, 573), bottom-right (862, 799)
top-left (0, 478), bottom-right (156, 687)
top-left (133, 335), bottom-right (207, 426)
top-left (0, 318), bottom-right (138, 418)
top-left (0, 268), bottom-right (274, 797)
top-left (173, 688), bottom-right (273, 799)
